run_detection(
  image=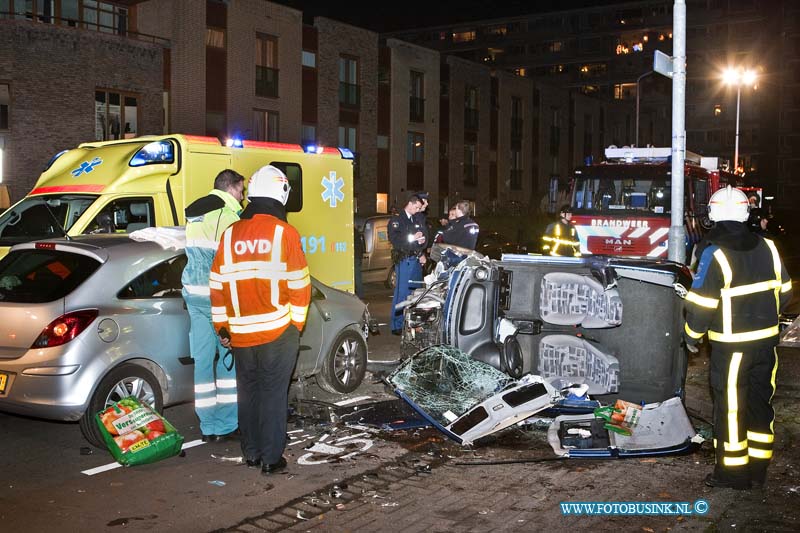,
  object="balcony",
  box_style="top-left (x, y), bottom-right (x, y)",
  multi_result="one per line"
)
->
top-left (410, 96), bottom-right (425, 123)
top-left (339, 82), bottom-right (360, 108)
top-left (256, 66), bottom-right (279, 98)
top-left (464, 108), bottom-right (479, 131)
